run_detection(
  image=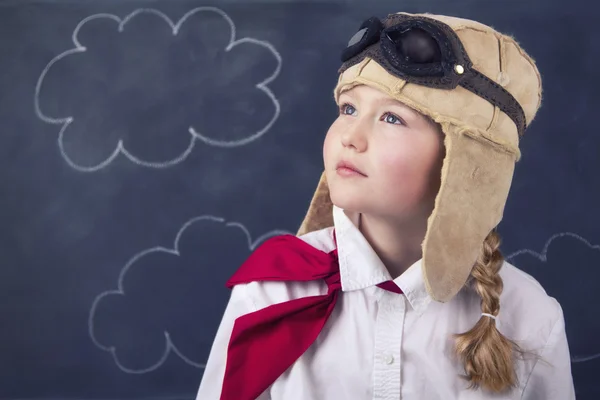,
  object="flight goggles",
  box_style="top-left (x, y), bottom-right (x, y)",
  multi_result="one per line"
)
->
top-left (340, 14), bottom-right (526, 137)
